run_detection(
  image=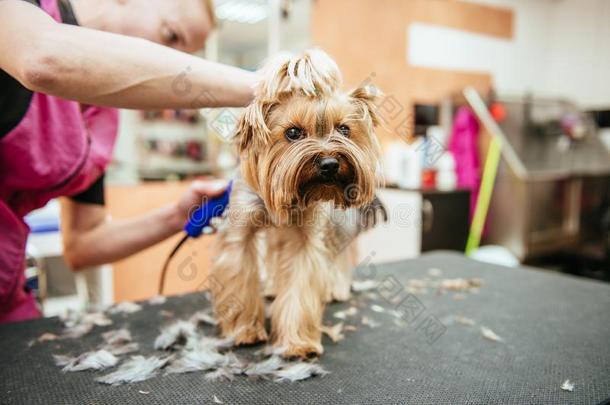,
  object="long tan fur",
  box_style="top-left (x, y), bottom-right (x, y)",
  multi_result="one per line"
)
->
top-left (210, 49), bottom-right (383, 358)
